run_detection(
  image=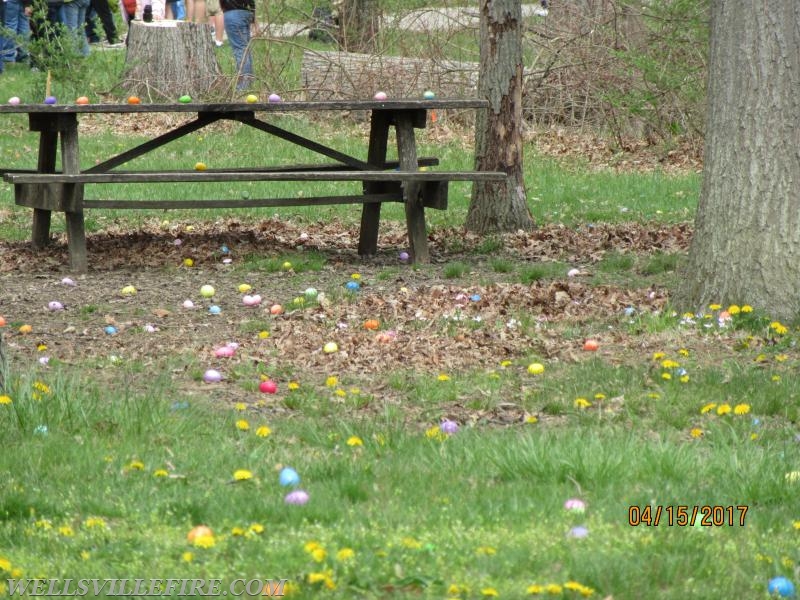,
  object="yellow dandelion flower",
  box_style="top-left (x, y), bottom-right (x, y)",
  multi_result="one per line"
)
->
top-left (773, 375), bottom-right (782, 382)
top-left (756, 553), bottom-right (773, 564)
top-left (249, 523), bottom-right (264, 534)
top-left (307, 573), bottom-right (326, 585)
top-left (770, 321), bottom-right (788, 335)
top-left (728, 305), bottom-right (741, 315)
top-left (128, 460), bottom-right (145, 471)
top-left (525, 415), bottom-right (538, 424)
top-left (734, 404), bottom-right (751, 415)
top-left (231, 527), bottom-right (246, 536)
top-left (326, 376), bottom-right (338, 387)
top-left (564, 582), bottom-right (583, 592)
top-left (448, 583), bottom-right (469, 595)
top-left (34, 519), bottom-right (52, 529)
top-left (233, 469), bottom-right (253, 481)
top-left (652, 352), bottom-right (665, 360)
top-left (346, 436), bottom-right (363, 447)
top-left (351, 273), bottom-right (361, 280)
top-left (84, 516), bottom-right (106, 529)
top-left (661, 359), bottom-right (680, 369)
top-left (750, 433), bottom-right (759, 440)
top-left (311, 547), bottom-right (327, 563)
top-left (153, 469), bottom-right (168, 478)
top-left (33, 381), bottom-right (51, 394)
top-left (0, 395), bottom-right (12, 405)
top-left (782, 557), bottom-right (794, 569)
top-left (579, 587), bottom-right (595, 597)
top-left (437, 374), bottom-right (451, 382)
top-left (258, 330), bottom-right (270, 339)
top-left (709, 304), bottom-right (722, 311)
top-left (792, 521), bottom-right (800, 530)
top-left (335, 548), bottom-right (355, 562)
top-left (661, 372), bottom-right (672, 380)
top-left (776, 354), bottom-right (788, 362)
top-left (235, 402), bottom-right (247, 411)
top-left (255, 425), bottom-right (272, 438)
top-left (678, 348), bottom-right (690, 356)
top-left (193, 535), bottom-right (215, 549)
top-left (755, 353), bottom-right (768, 363)
top-left (682, 312), bottom-right (695, 319)
top-left (324, 578), bottom-right (337, 591)
top-left (527, 584), bottom-right (544, 595)
top-left (648, 393), bottom-right (661, 399)
top-left (544, 583), bottom-right (563, 594)
top-left (10, 568), bottom-right (21, 578)
top-left (594, 393), bottom-right (606, 400)
top-left (481, 588), bottom-right (499, 597)
top-left (304, 541), bottom-right (321, 553)
top-left (287, 381), bottom-right (299, 390)
top-left (37, 344), bottom-right (47, 352)
top-left (680, 375), bottom-right (690, 383)
top-left (0, 558), bottom-right (11, 572)
top-left (236, 419), bottom-right (250, 431)
top-left (58, 525), bottom-right (74, 537)
top-left (335, 388), bottom-right (347, 397)
top-left (716, 403), bottom-right (732, 416)
top-left (690, 428), bottom-right (703, 438)
top-left (476, 546), bottom-right (497, 555)
top-left (700, 403), bottom-right (717, 414)
top-left (349, 387), bottom-right (361, 395)
top-left (401, 537), bottom-right (422, 549)
top-left (426, 426), bottom-right (447, 441)
top-left (182, 551), bottom-right (194, 563)
top-left (574, 398), bottom-right (591, 408)
top-left (80, 551), bottom-right (90, 561)
top-left (500, 360), bottom-right (512, 368)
